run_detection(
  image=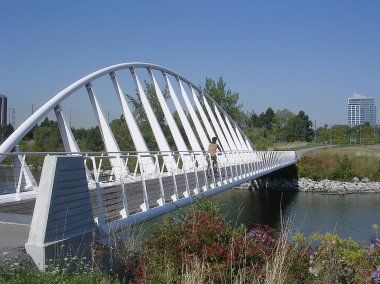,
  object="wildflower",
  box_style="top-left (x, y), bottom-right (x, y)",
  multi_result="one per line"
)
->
top-left (369, 238), bottom-right (380, 249)
top-left (372, 266), bottom-right (380, 283)
top-left (309, 265), bottom-right (321, 277)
